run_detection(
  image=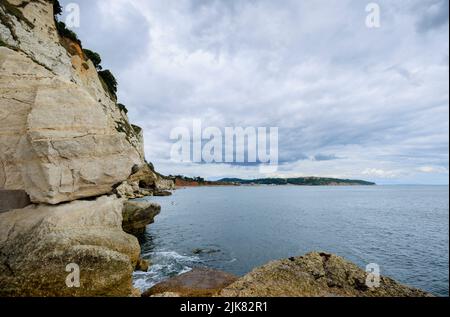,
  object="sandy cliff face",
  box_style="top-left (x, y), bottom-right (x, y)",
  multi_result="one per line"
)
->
top-left (0, 0), bottom-right (151, 296)
top-left (0, 0), bottom-right (144, 205)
